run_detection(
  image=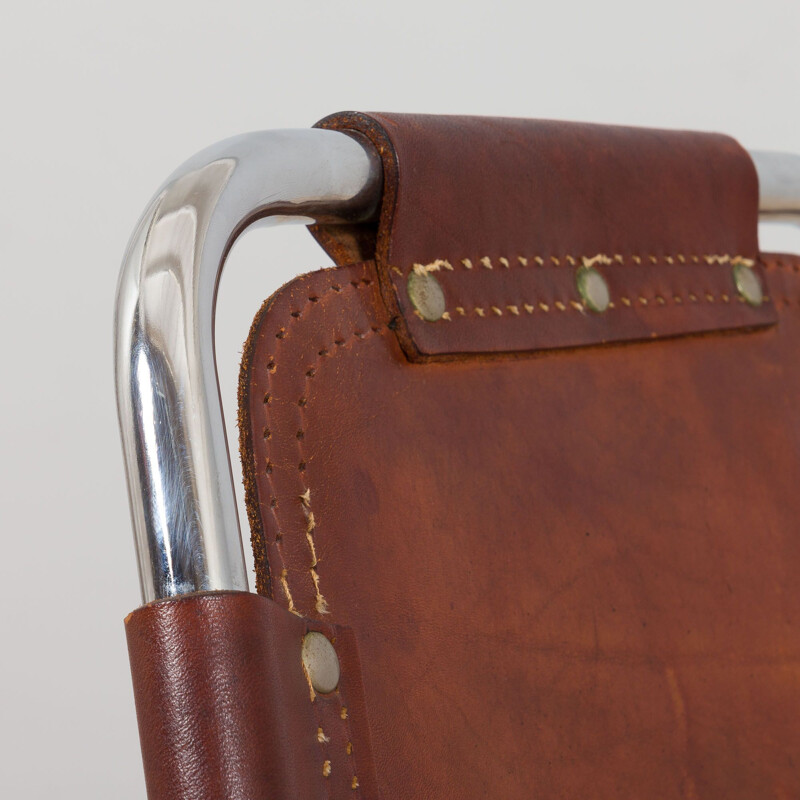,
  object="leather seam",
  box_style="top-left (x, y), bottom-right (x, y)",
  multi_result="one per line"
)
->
top-left (295, 322), bottom-right (388, 617)
top-left (760, 255), bottom-right (800, 307)
top-left (254, 272), bottom-right (381, 796)
top-left (761, 256), bottom-right (800, 272)
top-left (292, 316), bottom-right (386, 794)
top-left (402, 252), bottom-right (757, 276)
top-left (262, 275), bottom-right (377, 617)
top-left (337, 701), bottom-right (360, 792)
top-left (438, 290), bottom-right (771, 322)
top-left (296, 325), bottom-right (389, 615)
